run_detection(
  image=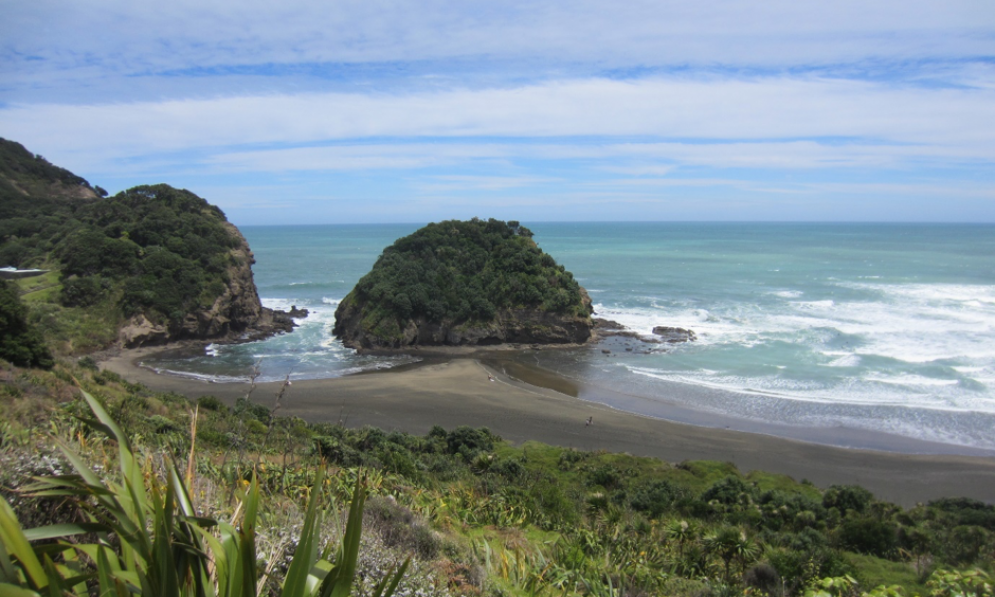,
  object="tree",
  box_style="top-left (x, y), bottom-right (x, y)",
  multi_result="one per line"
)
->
top-left (0, 280), bottom-right (53, 368)
top-left (705, 527), bottom-right (759, 582)
top-left (823, 485), bottom-right (874, 515)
